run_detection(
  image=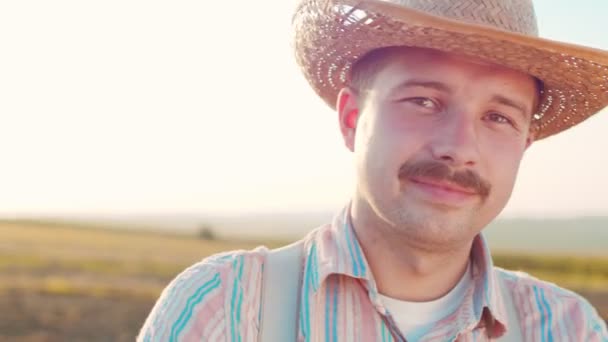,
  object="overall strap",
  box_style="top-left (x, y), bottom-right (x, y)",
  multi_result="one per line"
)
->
top-left (497, 275), bottom-right (523, 341)
top-left (259, 241), bottom-right (305, 341)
